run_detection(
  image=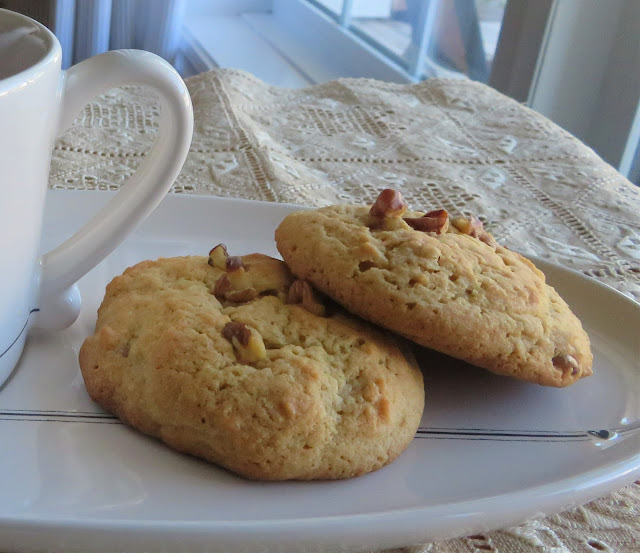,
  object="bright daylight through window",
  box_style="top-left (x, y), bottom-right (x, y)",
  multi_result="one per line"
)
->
top-left (310, 0), bottom-right (507, 82)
